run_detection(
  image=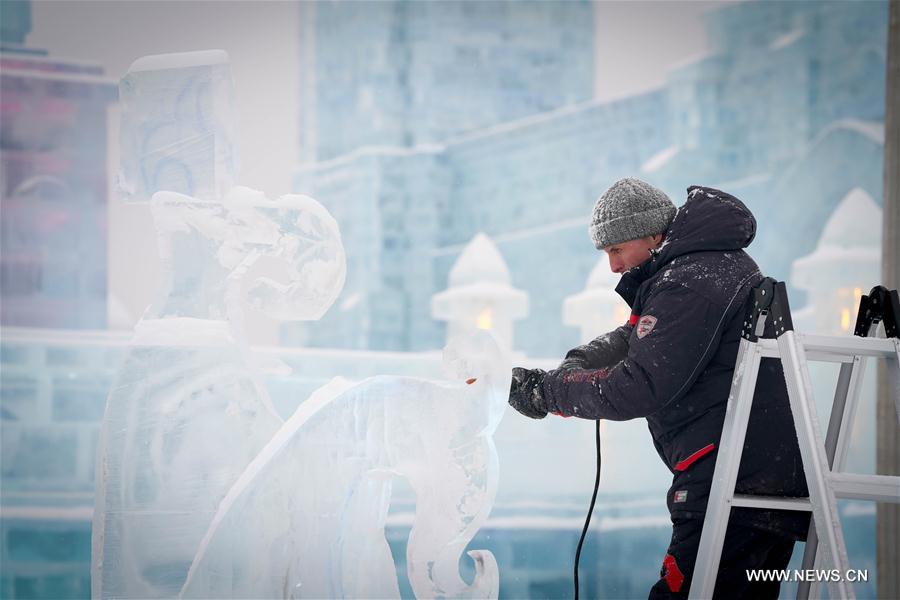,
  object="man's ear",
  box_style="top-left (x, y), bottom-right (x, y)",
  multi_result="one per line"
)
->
top-left (652, 233), bottom-right (664, 246)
